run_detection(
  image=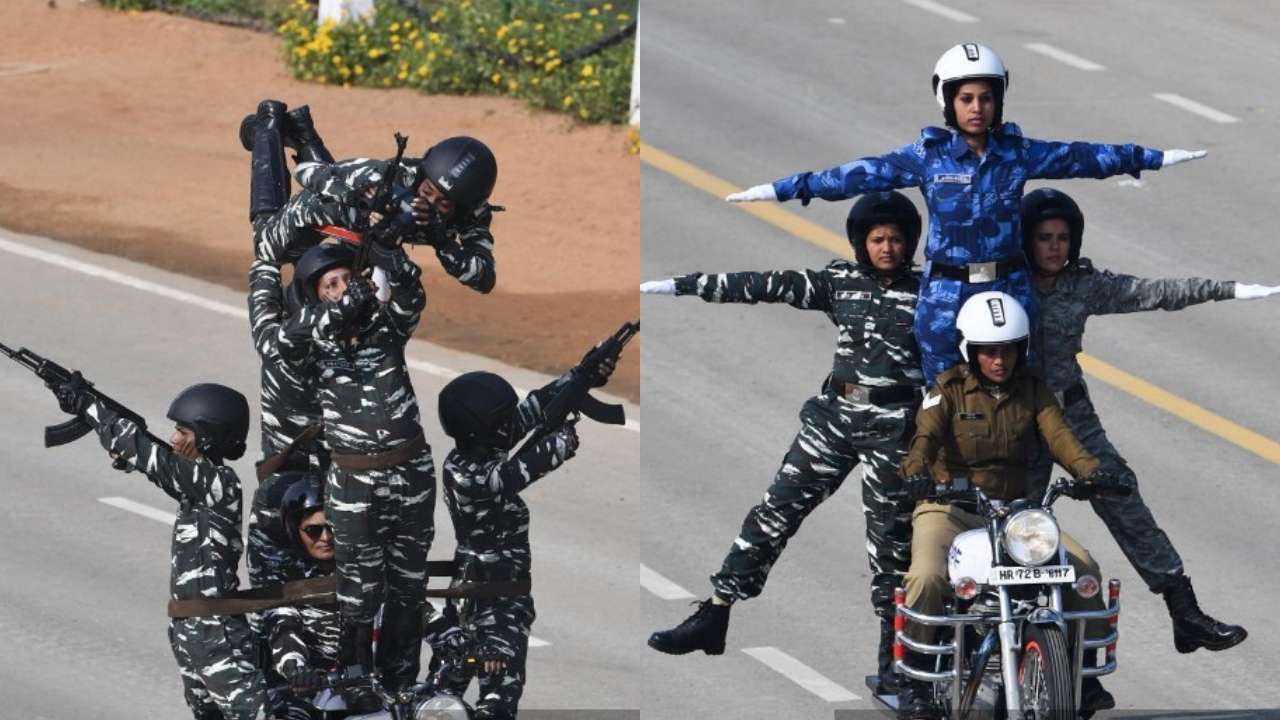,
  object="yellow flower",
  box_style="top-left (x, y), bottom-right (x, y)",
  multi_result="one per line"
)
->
top-left (382, 77), bottom-right (391, 87)
top-left (581, 64), bottom-right (594, 77)
top-left (491, 72), bottom-right (502, 84)
top-left (332, 54), bottom-right (343, 65)
top-left (409, 29), bottom-right (419, 39)
top-left (563, 95), bottom-right (575, 107)
top-left (531, 76), bottom-right (541, 86)
top-left (353, 64), bottom-right (364, 75)
top-left (358, 33), bottom-right (367, 45)
top-left (391, 34), bottom-right (400, 43)
top-left (589, 7), bottom-right (598, 15)
top-left (368, 48), bottom-right (382, 58)
top-left (495, 25), bottom-right (509, 40)
top-left (427, 51), bottom-right (437, 61)
top-left (415, 40), bottom-right (425, 50)
top-left (428, 31), bottom-right (442, 44)
top-left (604, 3), bottom-right (613, 9)
top-left (563, 11), bottom-right (581, 21)
top-left (544, 58), bottom-right (561, 72)
top-left (535, 23), bottom-right (544, 32)
top-left (398, 70), bottom-right (409, 80)
top-left (507, 79), bottom-right (519, 92)
top-left (339, 66), bottom-right (351, 78)
top-left (618, 13), bottom-right (630, 20)
top-left (579, 108), bottom-right (589, 119)
top-left (389, 22), bottom-right (400, 32)
top-left (417, 64), bottom-right (430, 76)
